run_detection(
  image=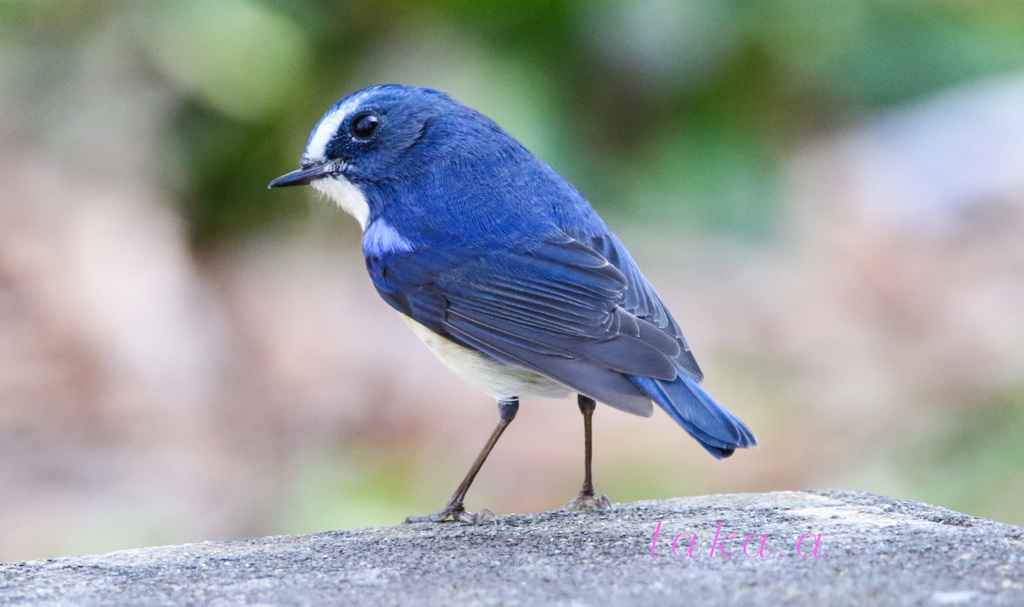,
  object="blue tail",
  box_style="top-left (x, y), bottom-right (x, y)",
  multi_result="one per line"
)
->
top-left (629, 374), bottom-right (756, 459)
